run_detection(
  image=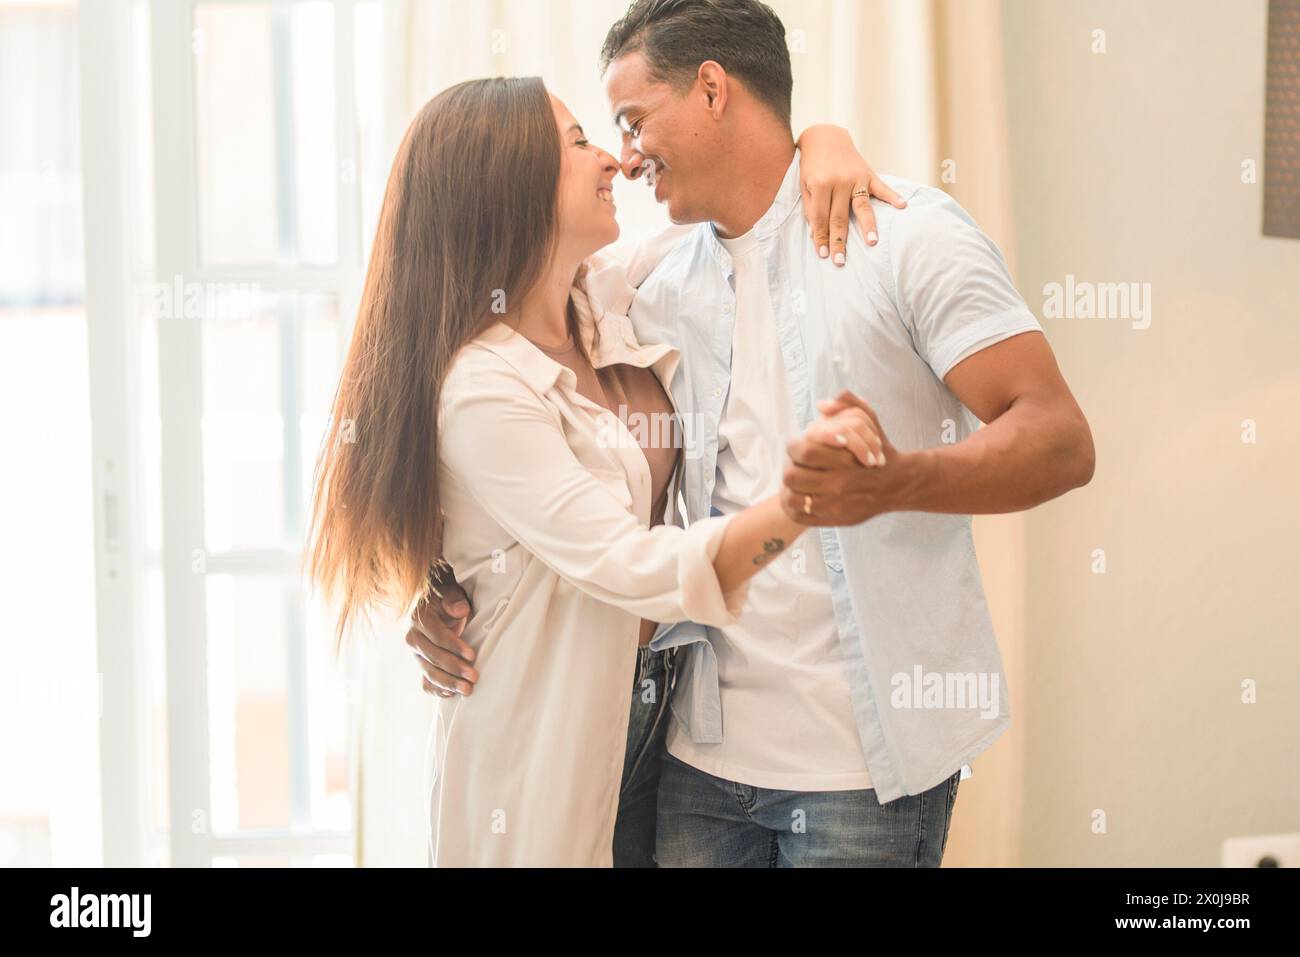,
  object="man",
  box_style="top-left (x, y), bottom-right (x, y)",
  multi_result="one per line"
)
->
top-left (409, 0), bottom-right (1094, 867)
